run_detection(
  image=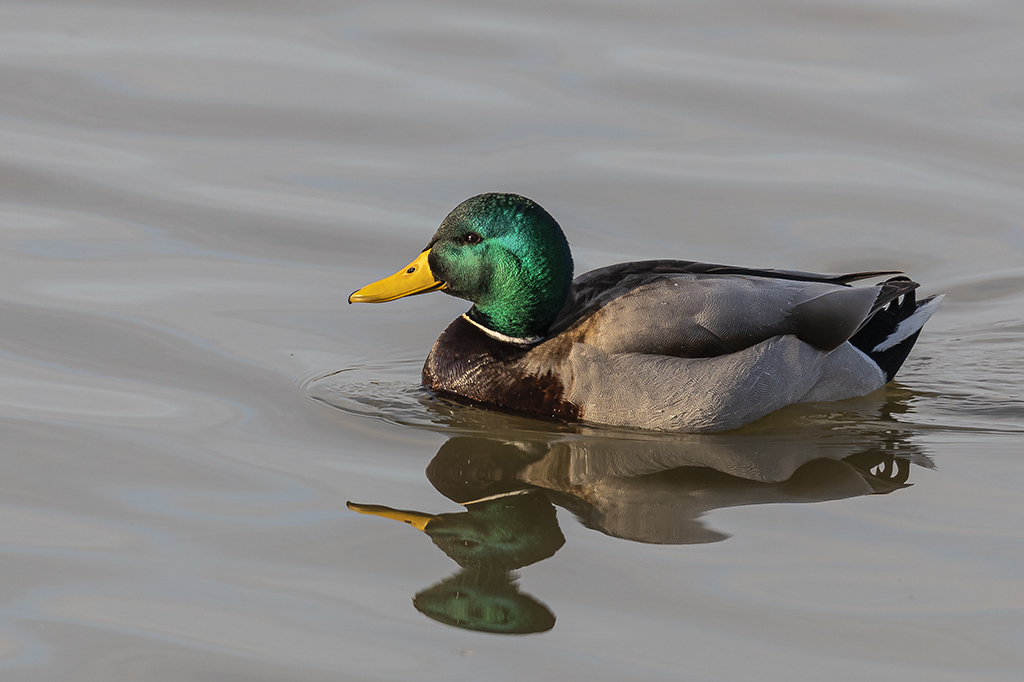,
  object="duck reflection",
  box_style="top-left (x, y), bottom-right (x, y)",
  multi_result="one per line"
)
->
top-left (349, 439), bottom-right (563, 634)
top-left (349, 385), bottom-right (931, 632)
top-left (349, 485), bottom-right (561, 634)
